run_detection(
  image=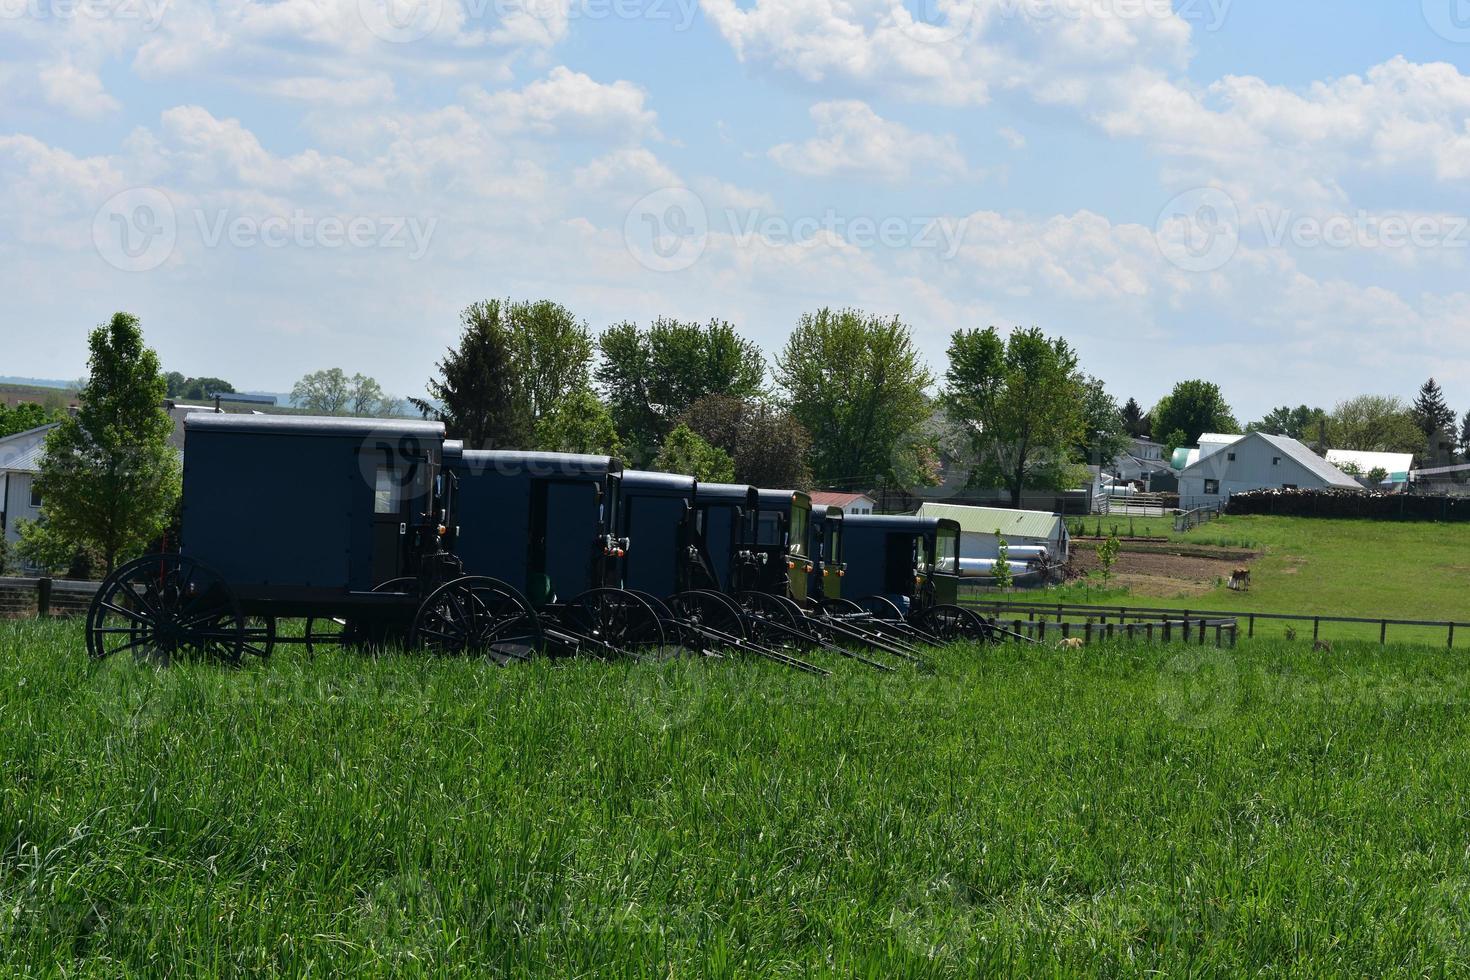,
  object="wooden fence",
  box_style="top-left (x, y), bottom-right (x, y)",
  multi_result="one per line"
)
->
top-left (0, 577), bottom-right (97, 618)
